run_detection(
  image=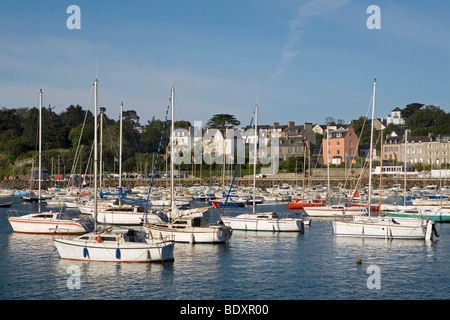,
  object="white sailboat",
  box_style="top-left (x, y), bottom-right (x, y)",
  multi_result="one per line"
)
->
top-left (53, 79), bottom-right (174, 263)
top-left (145, 87), bottom-right (232, 243)
top-left (332, 79), bottom-right (438, 241)
top-left (8, 89), bottom-right (92, 235)
top-left (221, 105), bottom-right (305, 232)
